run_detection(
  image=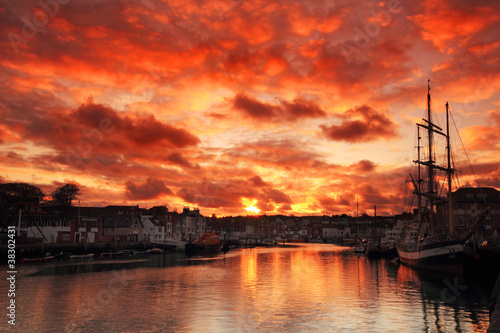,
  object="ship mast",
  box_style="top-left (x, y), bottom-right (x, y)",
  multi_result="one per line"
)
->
top-left (427, 80), bottom-right (435, 237)
top-left (412, 80), bottom-right (451, 237)
top-left (413, 125), bottom-right (423, 239)
top-left (446, 102), bottom-right (454, 233)
top-left (417, 126), bottom-right (422, 233)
